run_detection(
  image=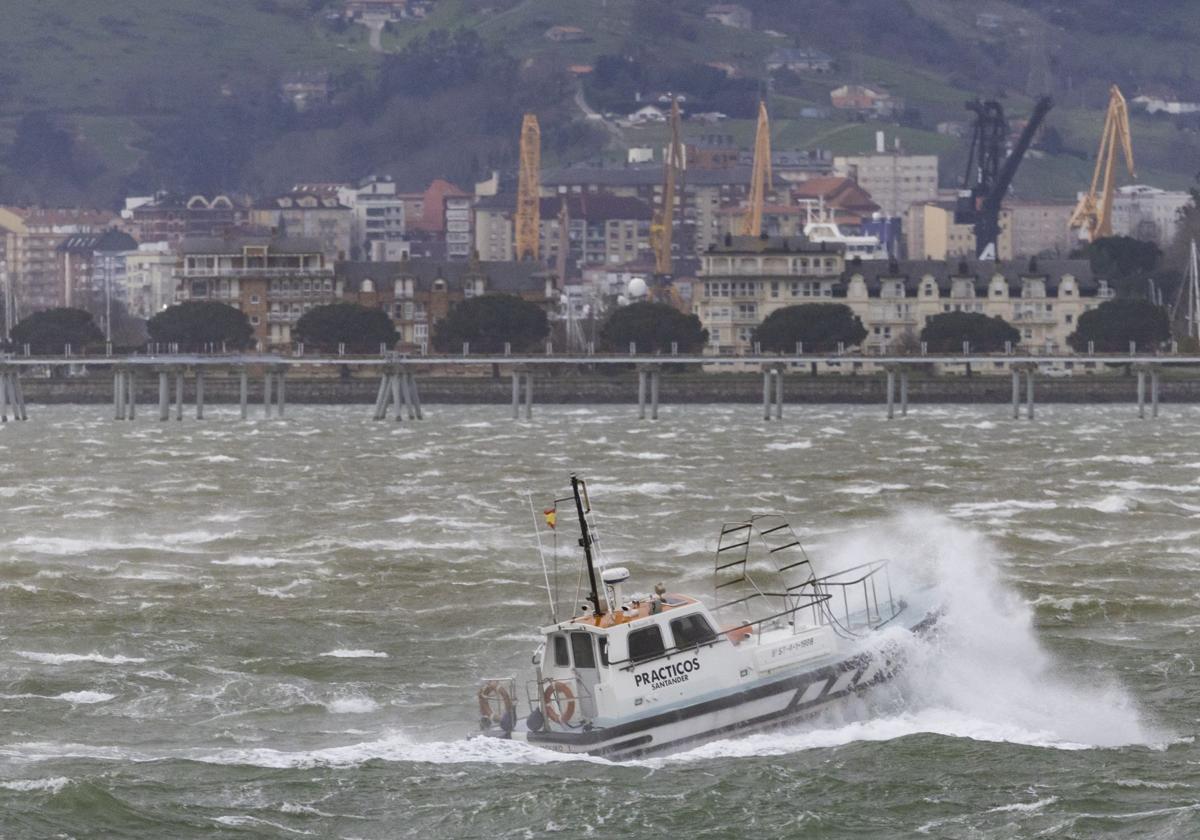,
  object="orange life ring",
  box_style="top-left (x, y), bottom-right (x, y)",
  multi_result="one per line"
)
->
top-left (542, 680), bottom-right (576, 724)
top-left (477, 680), bottom-right (513, 724)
